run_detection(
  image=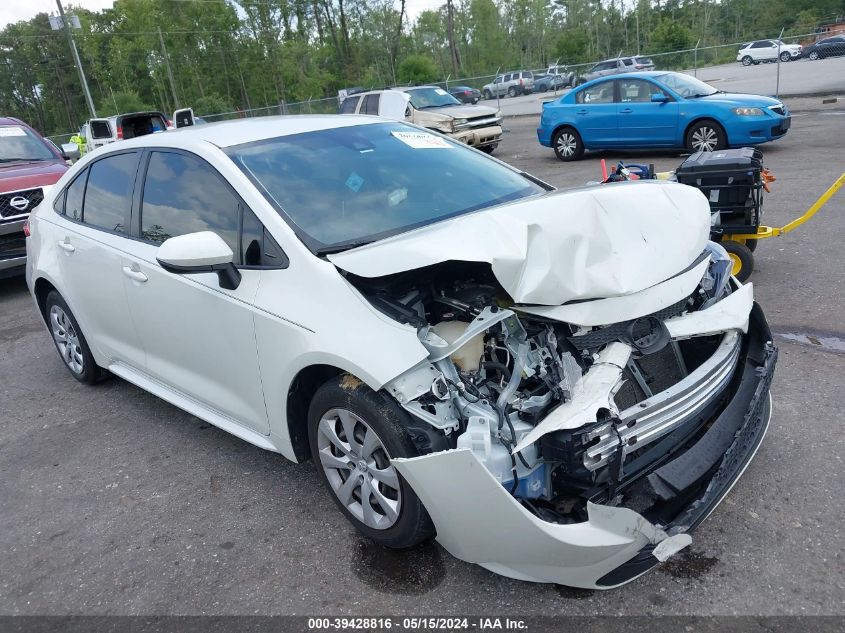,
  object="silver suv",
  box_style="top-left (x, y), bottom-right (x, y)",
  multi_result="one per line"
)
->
top-left (482, 71), bottom-right (534, 99)
top-left (581, 56), bottom-right (655, 83)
